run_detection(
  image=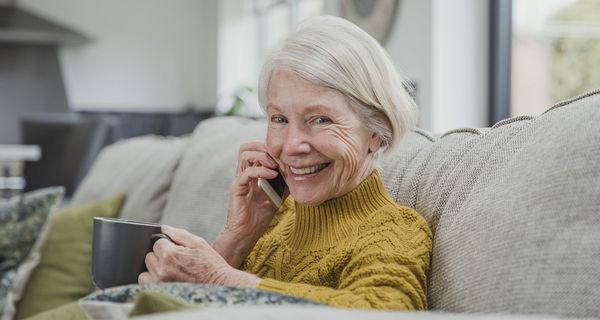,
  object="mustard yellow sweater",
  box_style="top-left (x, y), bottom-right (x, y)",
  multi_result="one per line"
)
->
top-left (241, 170), bottom-right (432, 310)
